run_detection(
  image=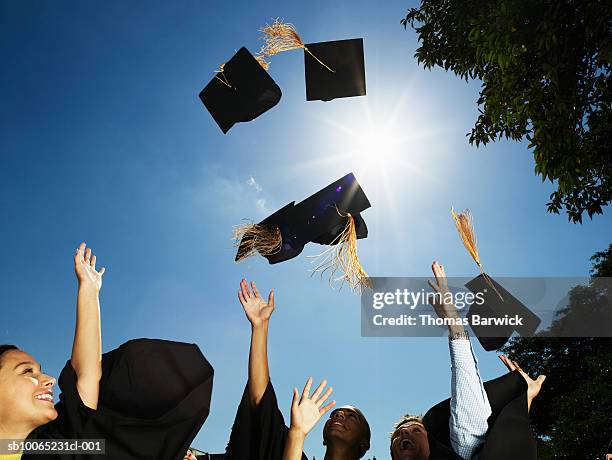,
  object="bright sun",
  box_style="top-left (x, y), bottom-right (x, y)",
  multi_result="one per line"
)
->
top-left (354, 124), bottom-right (401, 166)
